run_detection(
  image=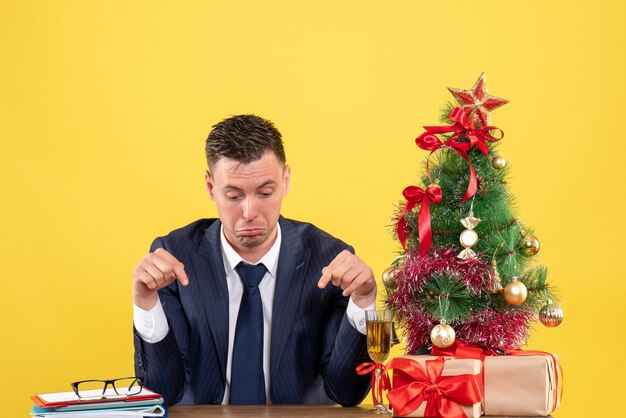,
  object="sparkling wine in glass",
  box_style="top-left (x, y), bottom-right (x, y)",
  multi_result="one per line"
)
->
top-left (365, 310), bottom-right (392, 414)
